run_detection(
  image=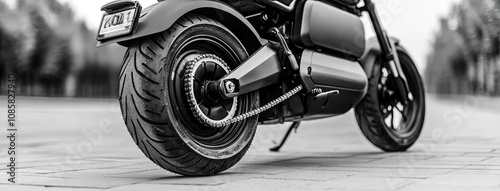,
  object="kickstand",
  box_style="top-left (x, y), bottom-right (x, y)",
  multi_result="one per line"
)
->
top-left (270, 122), bottom-right (301, 152)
